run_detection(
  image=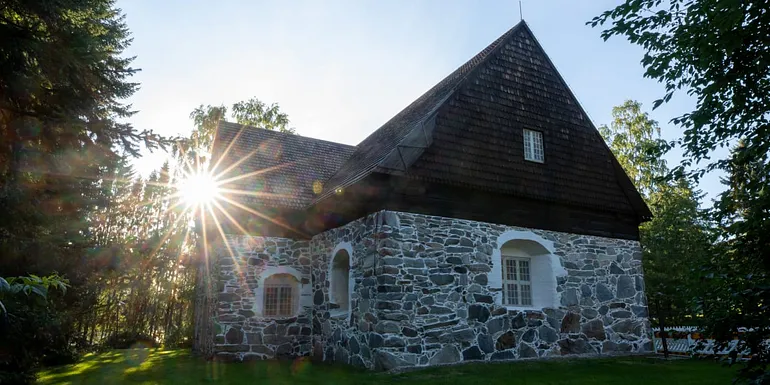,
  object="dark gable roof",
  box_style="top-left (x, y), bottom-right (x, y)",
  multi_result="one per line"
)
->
top-left (211, 21), bottom-right (651, 223)
top-left (318, 21), bottom-right (651, 220)
top-left (211, 121), bottom-right (356, 210)
top-left (316, 24), bottom-right (523, 202)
